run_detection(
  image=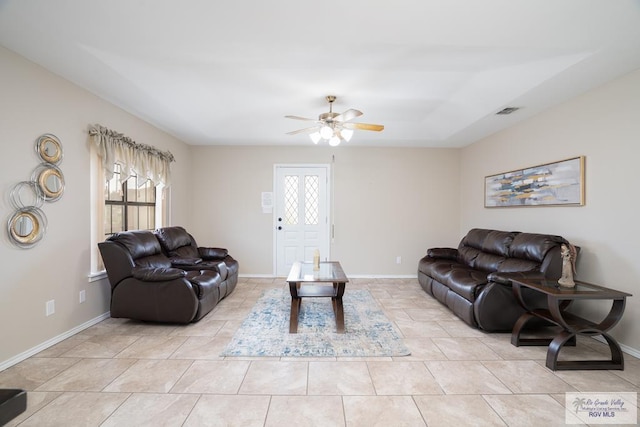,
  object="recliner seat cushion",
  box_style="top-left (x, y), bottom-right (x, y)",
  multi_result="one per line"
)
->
top-left (132, 267), bottom-right (186, 281)
top-left (446, 267), bottom-right (488, 301)
top-left (185, 271), bottom-right (221, 299)
top-left (418, 259), bottom-right (458, 284)
top-left (134, 255), bottom-right (172, 269)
